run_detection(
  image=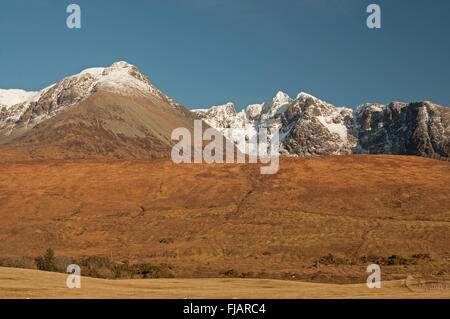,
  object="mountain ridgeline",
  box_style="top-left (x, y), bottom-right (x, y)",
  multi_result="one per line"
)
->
top-left (194, 92), bottom-right (449, 161)
top-left (0, 61), bottom-right (448, 161)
